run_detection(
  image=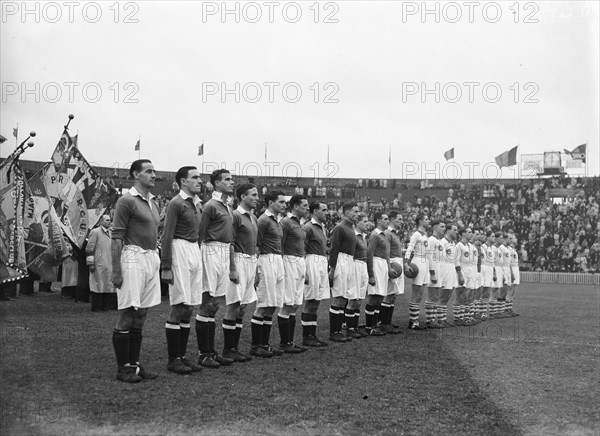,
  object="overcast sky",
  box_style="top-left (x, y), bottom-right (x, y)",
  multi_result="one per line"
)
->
top-left (1, 1), bottom-right (598, 180)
